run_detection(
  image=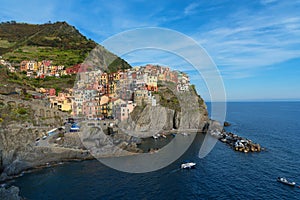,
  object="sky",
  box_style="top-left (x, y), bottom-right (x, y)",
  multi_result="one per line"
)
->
top-left (1, 0), bottom-right (300, 101)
